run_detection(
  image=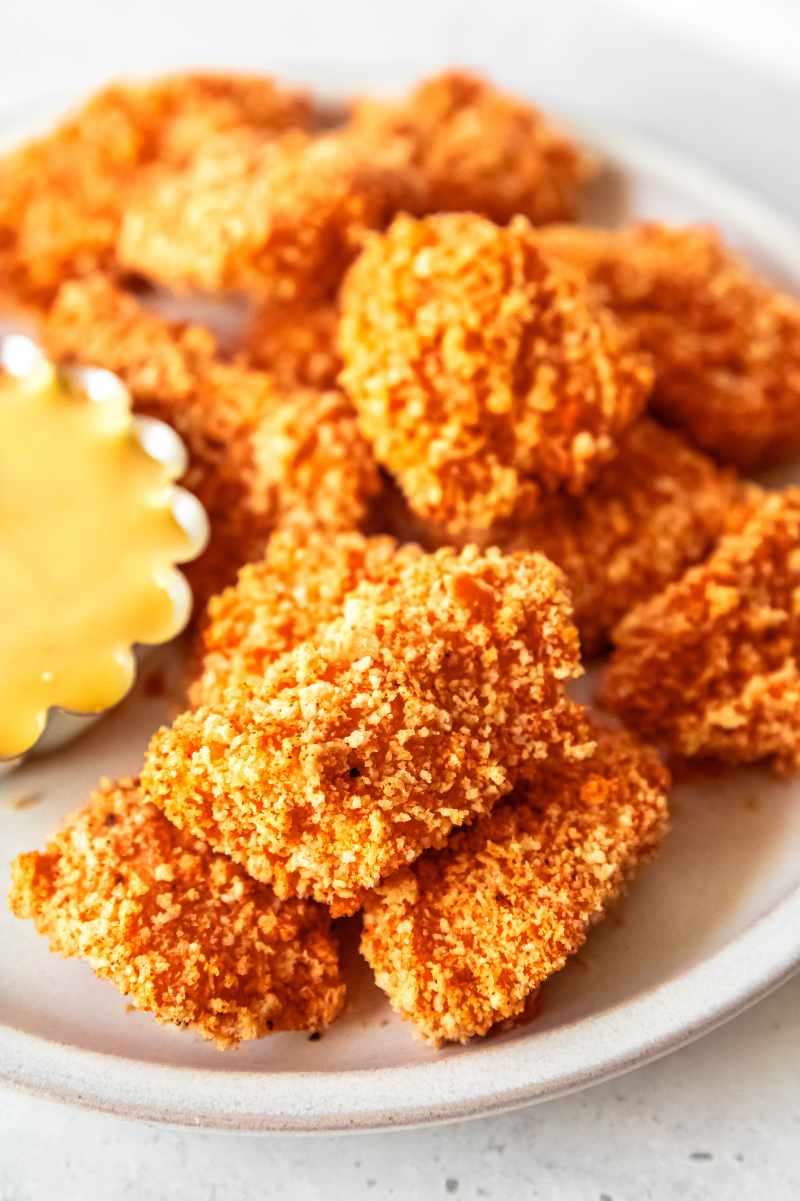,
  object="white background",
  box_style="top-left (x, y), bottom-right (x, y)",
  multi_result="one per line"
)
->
top-left (2, 1), bottom-right (800, 1197)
